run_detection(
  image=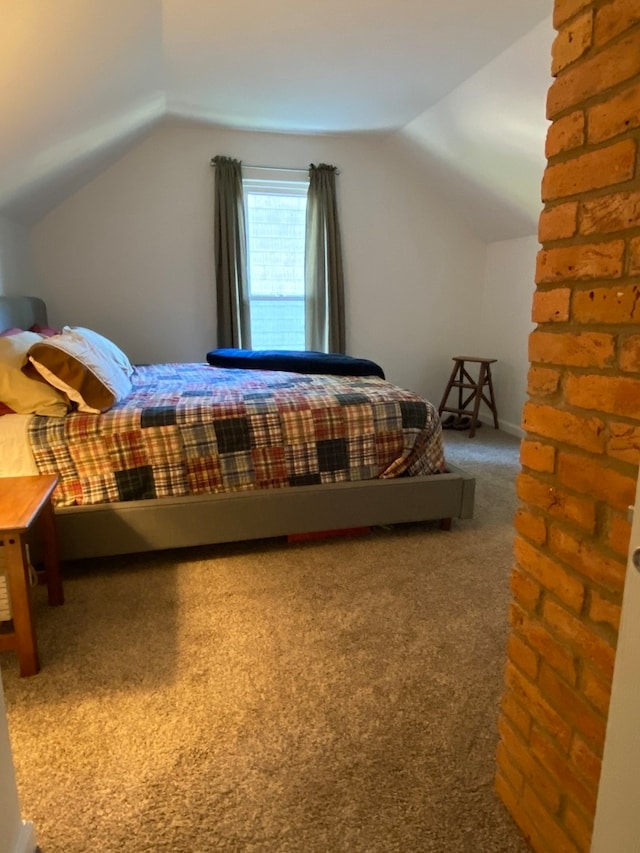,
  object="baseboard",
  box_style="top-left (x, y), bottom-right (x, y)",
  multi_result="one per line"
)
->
top-left (498, 420), bottom-right (524, 439)
top-left (12, 821), bottom-right (37, 853)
